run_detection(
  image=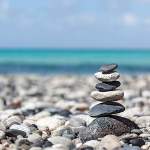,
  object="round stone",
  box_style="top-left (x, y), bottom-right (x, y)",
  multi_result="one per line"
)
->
top-left (4, 116), bottom-right (22, 128)
top-left (36, 117), bottom-right (66, 131)
top-left (95, 81), bottom-right (121, 92)
top-left (48, 136), bottom-right (75, 149)
top-left (79, 116), bottom-right (139, 142)
top-left (91, 90), bottom-right (124, 102)
top-left (95, 72), bottom-right (120, 82)
top-left (99, 135), bottom-right (121, 150)
top-left (89, 101), bottom-right (125, 117)
top-left (100, 64), bottom-right (118, 73)
top-left (10, 124), bottom-right (30, 135)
